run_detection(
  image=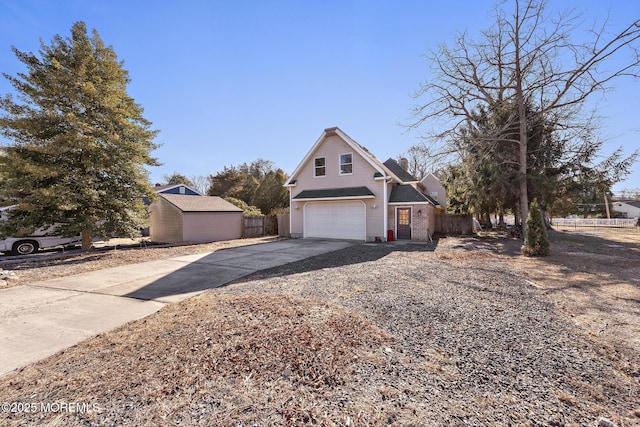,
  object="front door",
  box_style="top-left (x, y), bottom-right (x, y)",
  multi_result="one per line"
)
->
top-left (396, 207), bottom-right (411, 240)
